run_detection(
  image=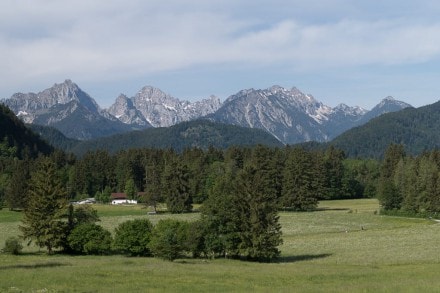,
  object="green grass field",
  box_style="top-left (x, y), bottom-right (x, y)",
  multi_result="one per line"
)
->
top-left (1, 199), bottom-right (439, 292)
